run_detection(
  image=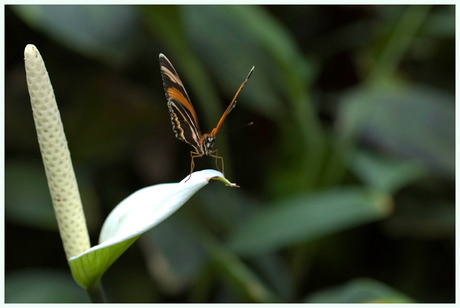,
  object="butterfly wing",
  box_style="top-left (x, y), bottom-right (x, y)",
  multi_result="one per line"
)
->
top-left (159, 54), bottom-right (203, 154)
top-left (210, 66), bottom-right (255, 136)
